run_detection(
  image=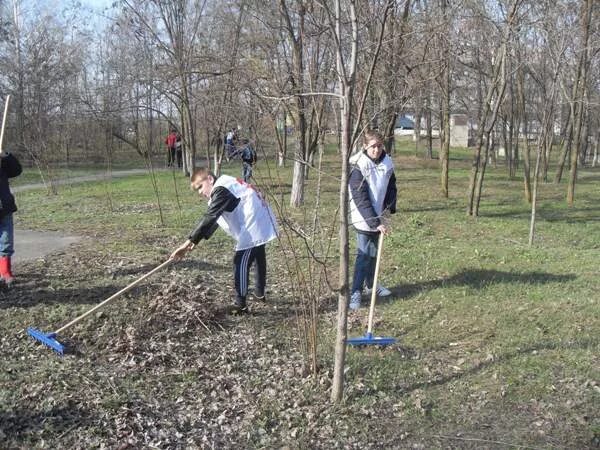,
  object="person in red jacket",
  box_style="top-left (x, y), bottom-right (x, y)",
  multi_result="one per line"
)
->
top-left (165, 128), bottom-right (177, 167)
